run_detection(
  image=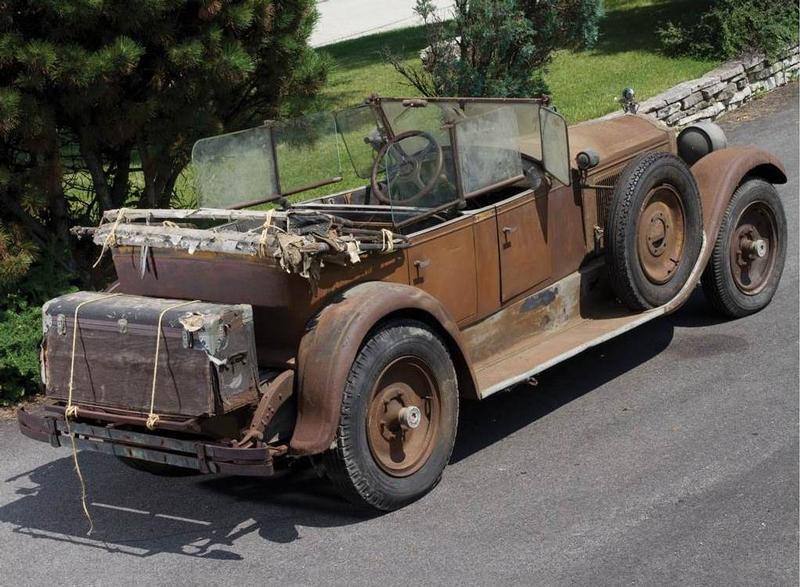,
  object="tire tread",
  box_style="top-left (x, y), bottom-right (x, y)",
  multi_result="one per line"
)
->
top-left (321, 319), bottom-right (457, 511)
top-left (701, 178), bottom-right (786, 318)
top-left (606, 151), bottom-right (703, 310)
